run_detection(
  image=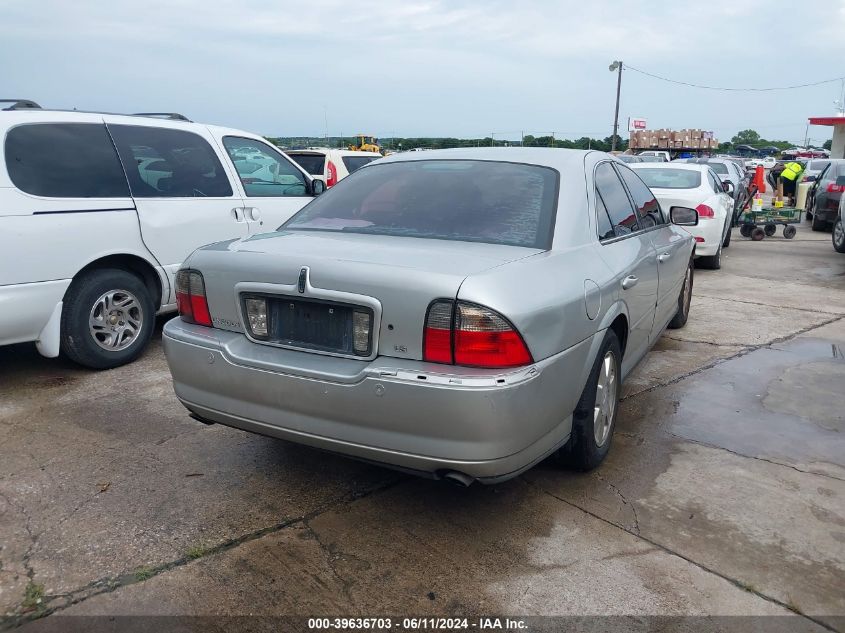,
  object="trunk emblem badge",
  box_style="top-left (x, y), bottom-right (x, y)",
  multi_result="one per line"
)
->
top-left (298, 267), bottom-right (308, 293)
